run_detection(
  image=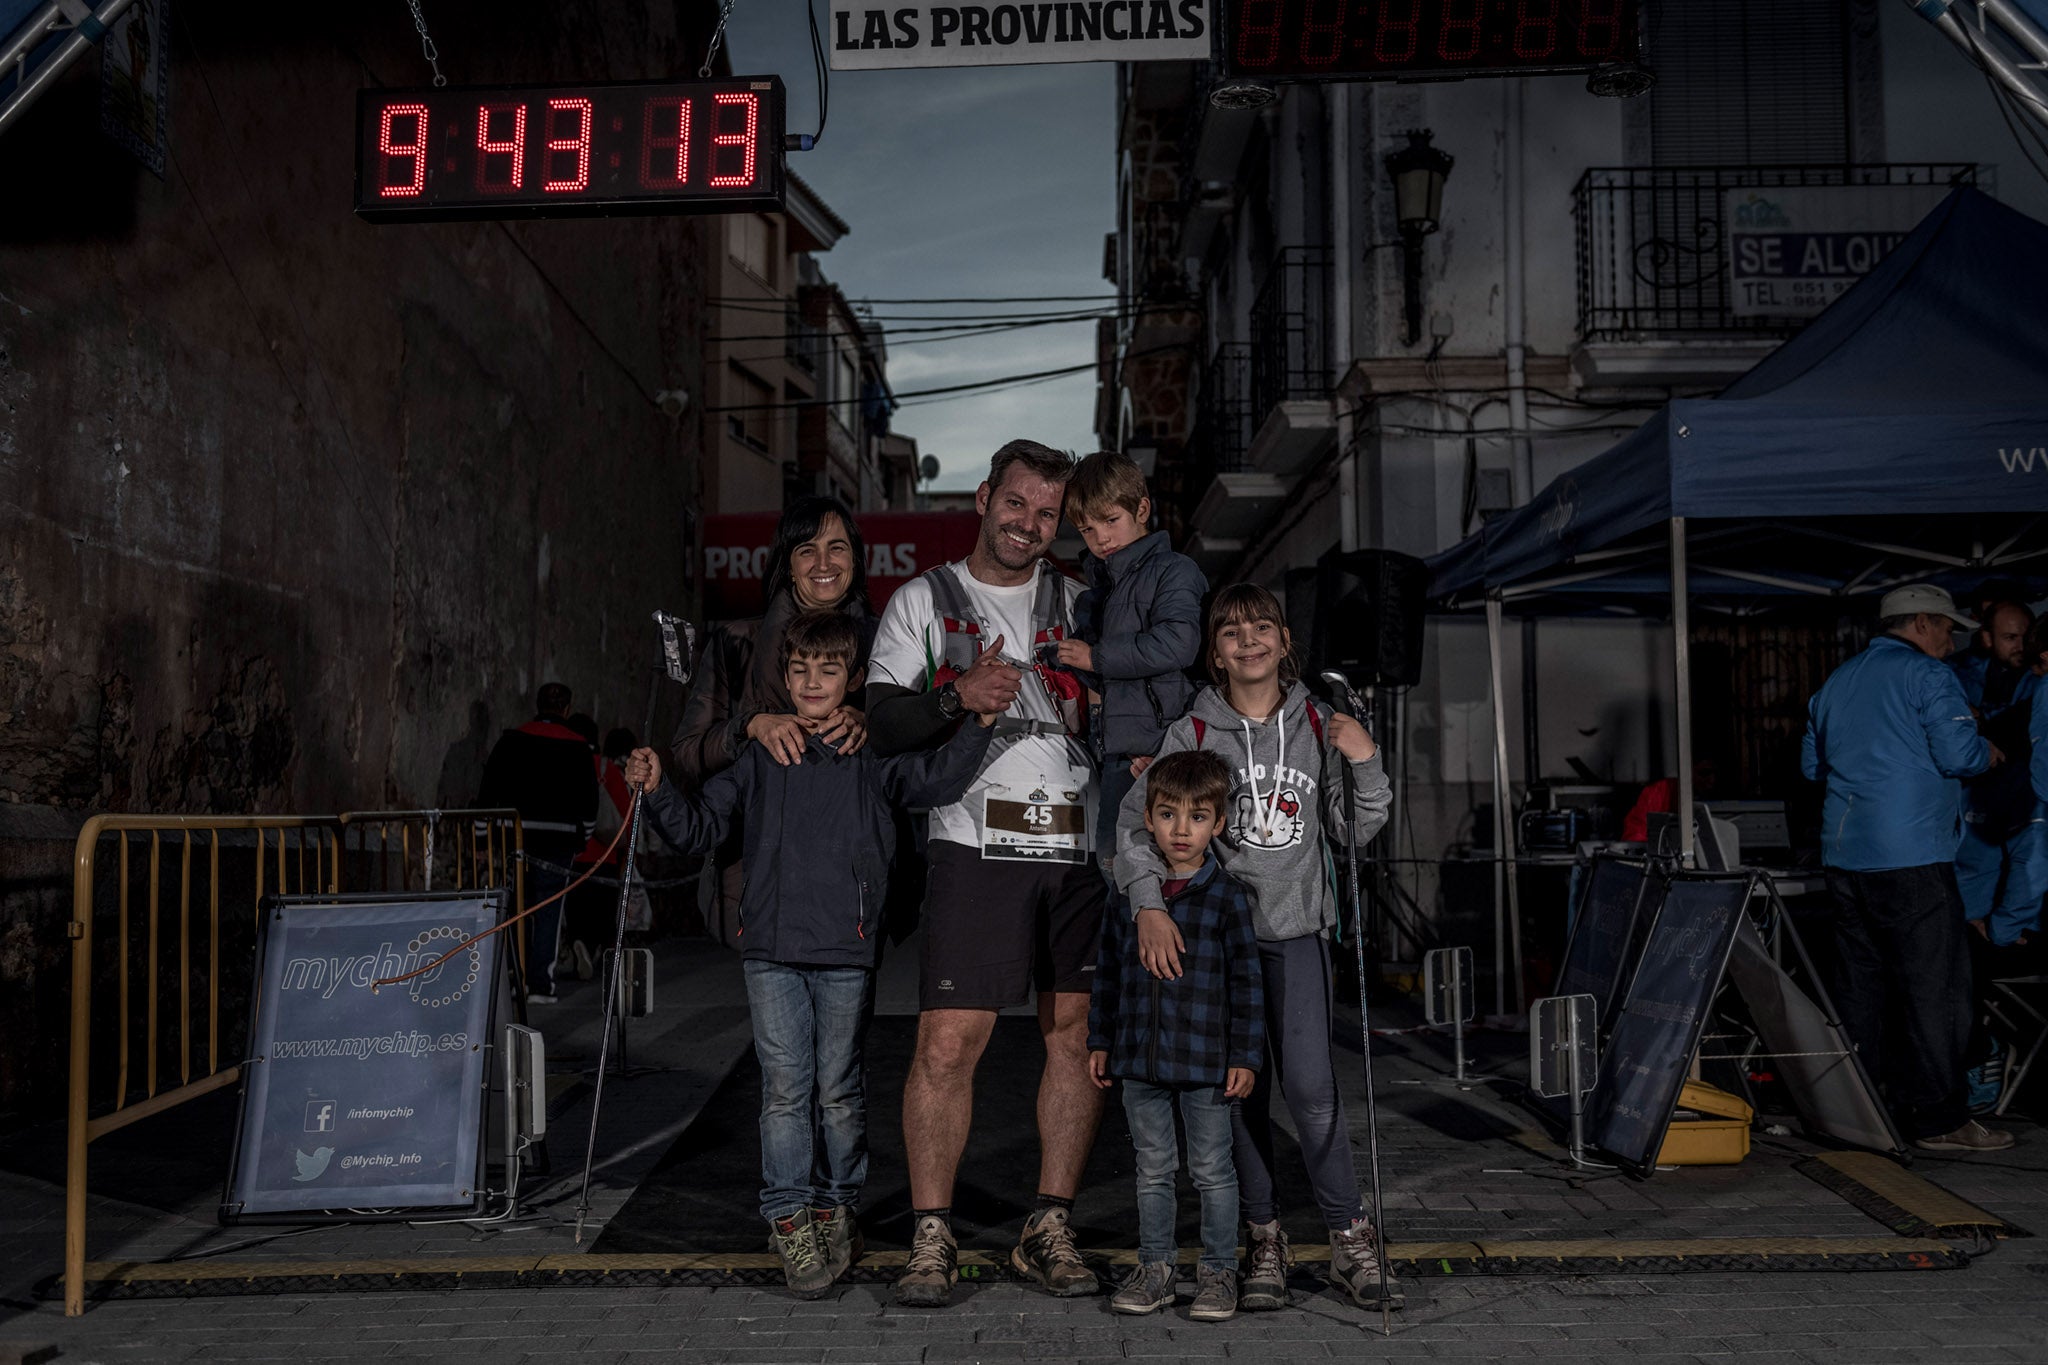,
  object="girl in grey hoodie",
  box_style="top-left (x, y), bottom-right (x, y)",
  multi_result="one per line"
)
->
top-left (1114, 583), bottom-right (1397, 1314)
